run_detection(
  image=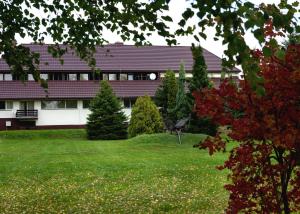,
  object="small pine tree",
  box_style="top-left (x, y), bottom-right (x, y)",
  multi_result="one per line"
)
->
top-left (128, 95), bottom-right (164, 138)
top-left (188, 45), bottom-right (217, 135)
top-left (154, 70), bottom-right (178, 125)
top-left (171, 63), bottom-right (191, 120)
top-left (86, 80), bottom-right (127, 140)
